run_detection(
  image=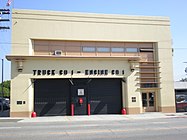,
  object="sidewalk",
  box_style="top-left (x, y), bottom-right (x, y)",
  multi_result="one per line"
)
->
top-left (1, 112), bottom-right (187, 123)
